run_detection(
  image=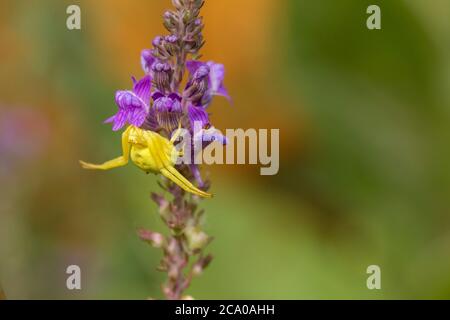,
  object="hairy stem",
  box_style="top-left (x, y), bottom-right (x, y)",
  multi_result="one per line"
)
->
top-left (140, 0), bottom-right (210, 300)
